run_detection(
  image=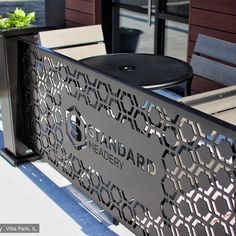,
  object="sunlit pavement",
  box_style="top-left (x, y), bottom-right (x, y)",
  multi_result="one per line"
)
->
top-left (0, 154), bottom-right (134, 236)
